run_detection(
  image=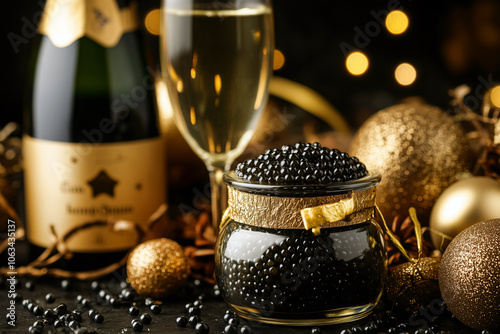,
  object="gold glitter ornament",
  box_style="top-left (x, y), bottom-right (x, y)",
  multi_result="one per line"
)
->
top-left (429, 176), bottom-right (500, 251)
top-left (350, 103), bottom-right (471, 225)
top-left (127, 238), bottom-right (190, 299)
top-left (386, 257), bottom-right (441, 312)
top-left (439, 219), bottom-right (500, 331)
top-left (380, 207), bottom-right (440, 312)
